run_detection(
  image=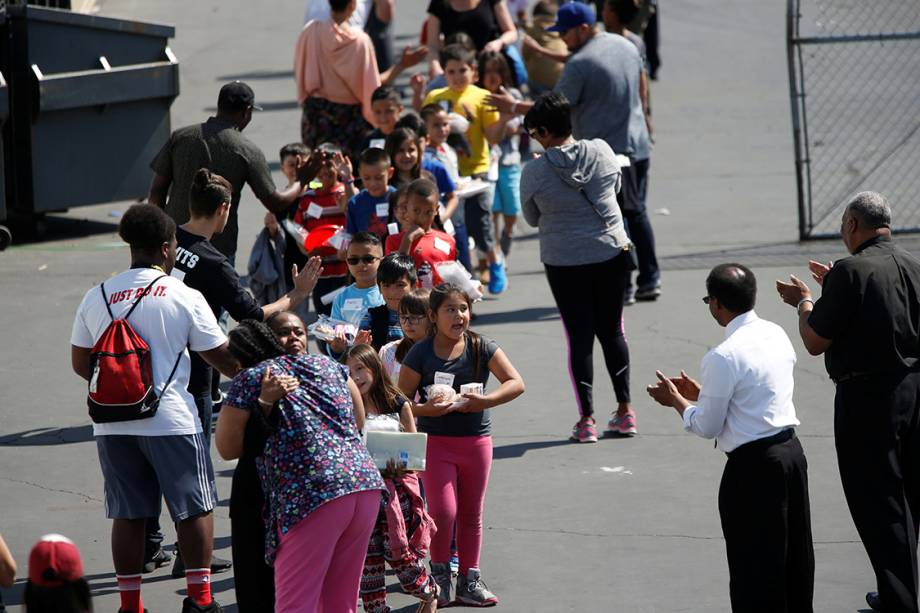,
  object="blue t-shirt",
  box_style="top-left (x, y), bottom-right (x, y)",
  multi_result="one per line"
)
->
top-left (331, 283), bottom-right (385, 330)
top-left (346, 187), bottom-right (396, 238)
top-left (421, 157), bottom-right (457, 197)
